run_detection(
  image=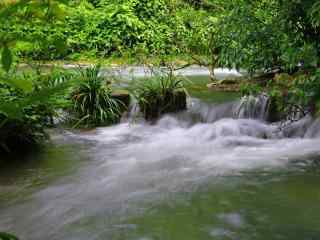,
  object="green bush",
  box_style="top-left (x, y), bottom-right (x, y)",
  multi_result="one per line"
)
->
top-left (0, 80), bottom-right (46, 153)
top-left (0, 69), bottom-right (73, 153)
